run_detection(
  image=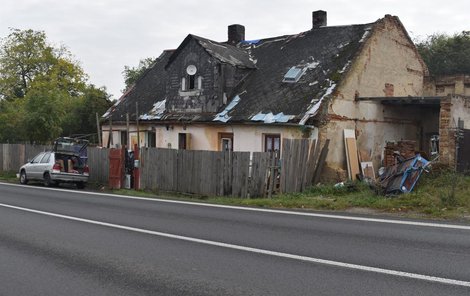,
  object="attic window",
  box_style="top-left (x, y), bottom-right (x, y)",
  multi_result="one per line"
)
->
top-left (188, 74), bottom-right (195, 90)
top-left (181, 75), bottom-right (201, 91)
top-left (283, 67), bottom-right (304, 83)
top-left (186, 64), bottom-right (197, 90)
